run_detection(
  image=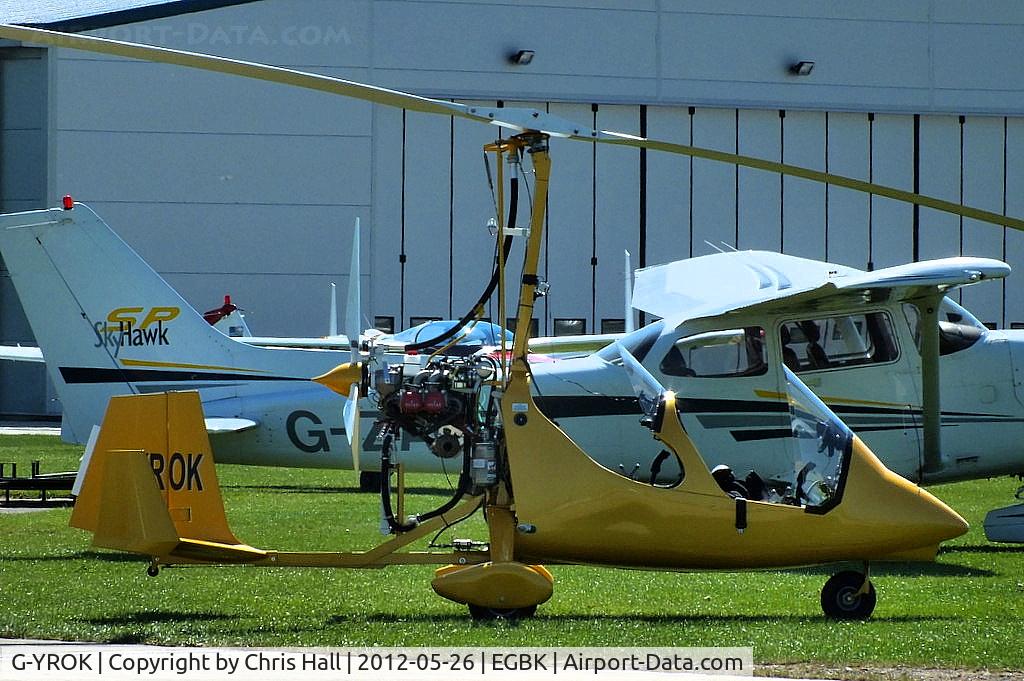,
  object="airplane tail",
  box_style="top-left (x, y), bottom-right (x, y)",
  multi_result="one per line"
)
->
top-left (0, 204), bottom-right (265, 443)
top-left (70, 391), bottom-right (264, 562)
